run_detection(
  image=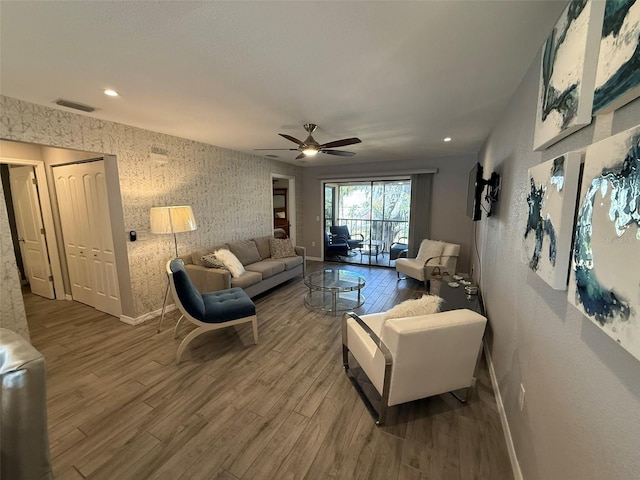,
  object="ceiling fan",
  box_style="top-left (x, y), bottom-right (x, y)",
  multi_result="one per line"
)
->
top-left (255, 123), bottom-right (361, 160)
